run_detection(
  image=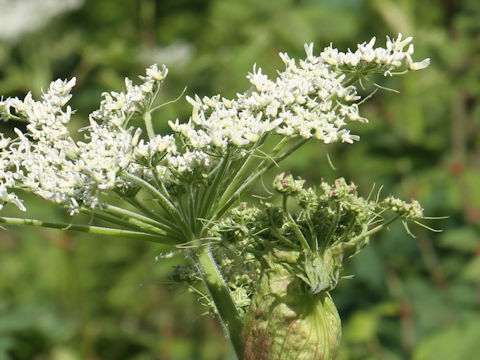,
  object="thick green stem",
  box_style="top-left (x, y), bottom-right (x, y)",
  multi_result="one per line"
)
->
top-left (193, 245), bottom-right (244, 359)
